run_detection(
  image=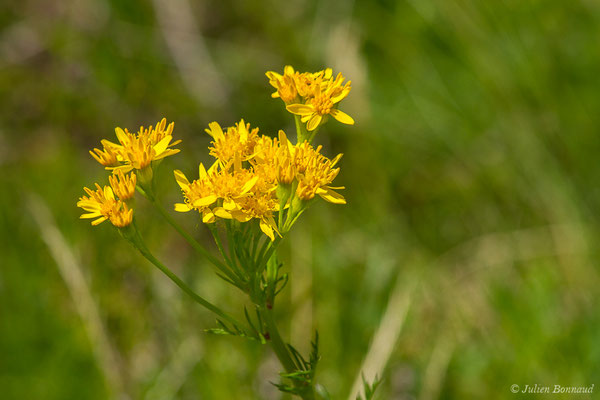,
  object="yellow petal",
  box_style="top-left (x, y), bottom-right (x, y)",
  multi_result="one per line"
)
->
top-left (202, 210), bottom-right (215, 223)
top-left (89, 149), bottom-right (102, 164)
top-left (153, 149), bottom-right (180, 161)
top-left (265, 71), bottom-right (282, 81)
top-left (207, 160), bottom-right (219, 174)
top-left (238, 119), bottom-right (248, 142)
top-left (205, 121), bottom-right (224, 140)
top-left (259, 219), bottom-right (275, 241)
top-left (306, 114), bottom-right (322, 131)
top-left (223, 198), bottom-right (237, 211)
top-left (286, 104), bottom-right (314, 116)
top-left (174, 203), bottom-right (192, 212)
top-left (104, 186), bottom-right (115, 200)
top-left (214, 208), bottom-right (232, 219)
top-left (153, 135), bottom-right (171, 155)
top-left (284, 65), bottom-right (295, 75)
top-left (316, 187), bottom-right (346, 204)
top-left (330, 109), bottom-right (354, 125)
top-left (193, 195), bottom-right (217, 207)
top-left (231, 210), bottom-right (252, 223)
top-left (278, 130), bottom-right (289, 145)
top-left (240, 176), bottom-right (259, 194)
top-left (91, 216), bottom-right (108, 226)
top-left (198, 163), bottom-right (208, 180)
top-left (173, 170), bottom-right (190, 189)
top-left (330, 153), bottom-right (343, 167)
top-left (109, 165), bottom-right (134, 174)
top-left (115, 127), bottom-right (128, 145)
top-left (330, 89), bottom-right (349, 104)
top-left (80, 212), bottom-right (101, 219)
top-left (101, 139), bottom-right (121, 150)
